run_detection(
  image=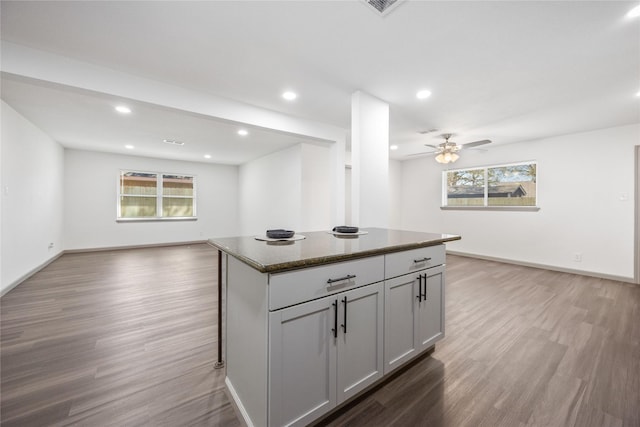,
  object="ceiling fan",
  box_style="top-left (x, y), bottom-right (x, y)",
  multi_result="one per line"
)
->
top-left (410, 133), bottom-right (491, 164)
